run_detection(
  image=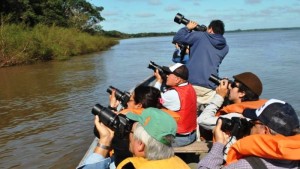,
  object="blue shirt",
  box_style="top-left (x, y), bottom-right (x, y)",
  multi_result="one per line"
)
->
top-left (77, 153), bottom-right (112, 169)
top-left (173, 27), bottom-right (229, 89)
